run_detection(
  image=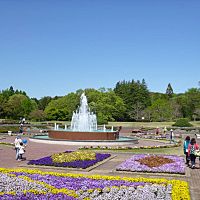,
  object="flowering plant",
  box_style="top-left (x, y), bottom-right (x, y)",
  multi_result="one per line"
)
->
top-left (0, 168), bottom-right (190, 200)
top-left (28, 151), bottom-right (110, 169)
top-left (51, 151), bottom-right (96, 163)
top-left (116, 154), bottom-right (185, 174)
